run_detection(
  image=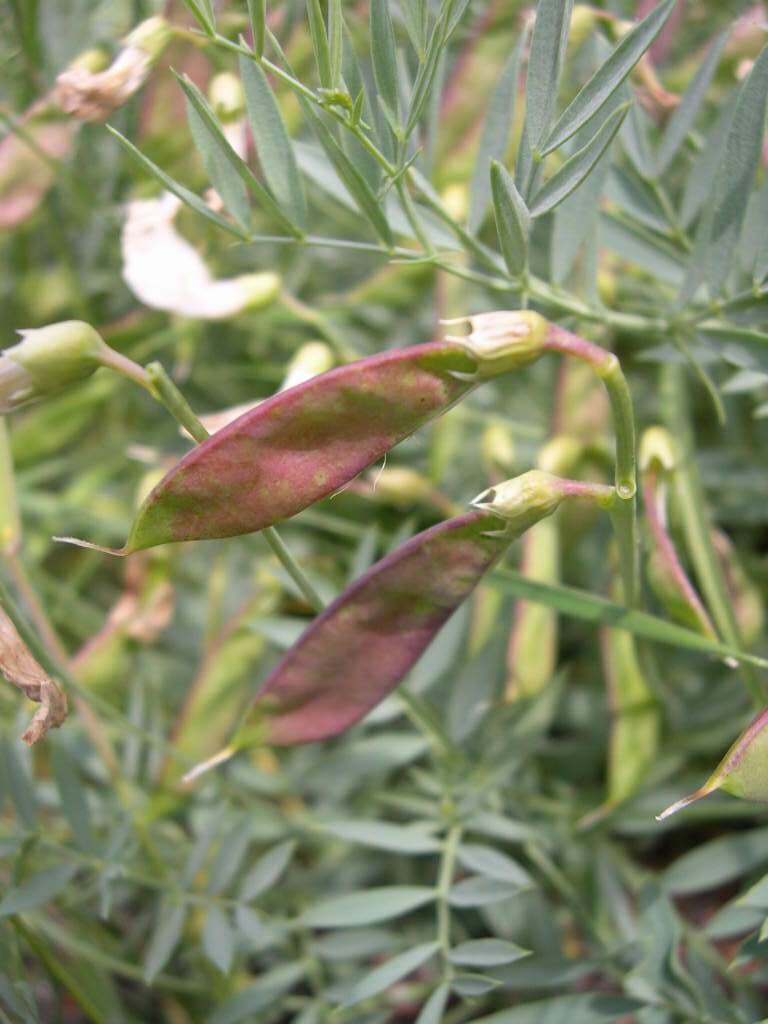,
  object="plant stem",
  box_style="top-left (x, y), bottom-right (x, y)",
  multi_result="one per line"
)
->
top-left (543, 325), bottom-right (638, 605)
top-left (143, 361), bottom-right (325, 614)
top-left (437, 822), bottom-right (461, 964)
top-left (262, 526), bottom-right (324, 613)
